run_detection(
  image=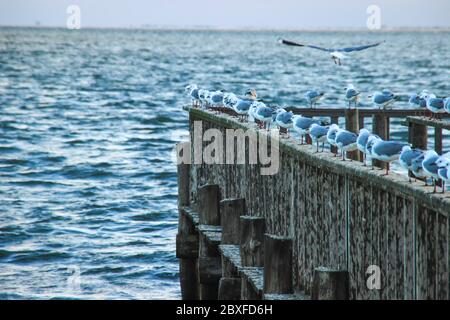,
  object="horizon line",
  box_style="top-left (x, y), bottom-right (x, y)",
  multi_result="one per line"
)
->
top-left (1, 24), bottom-right (450, 33)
